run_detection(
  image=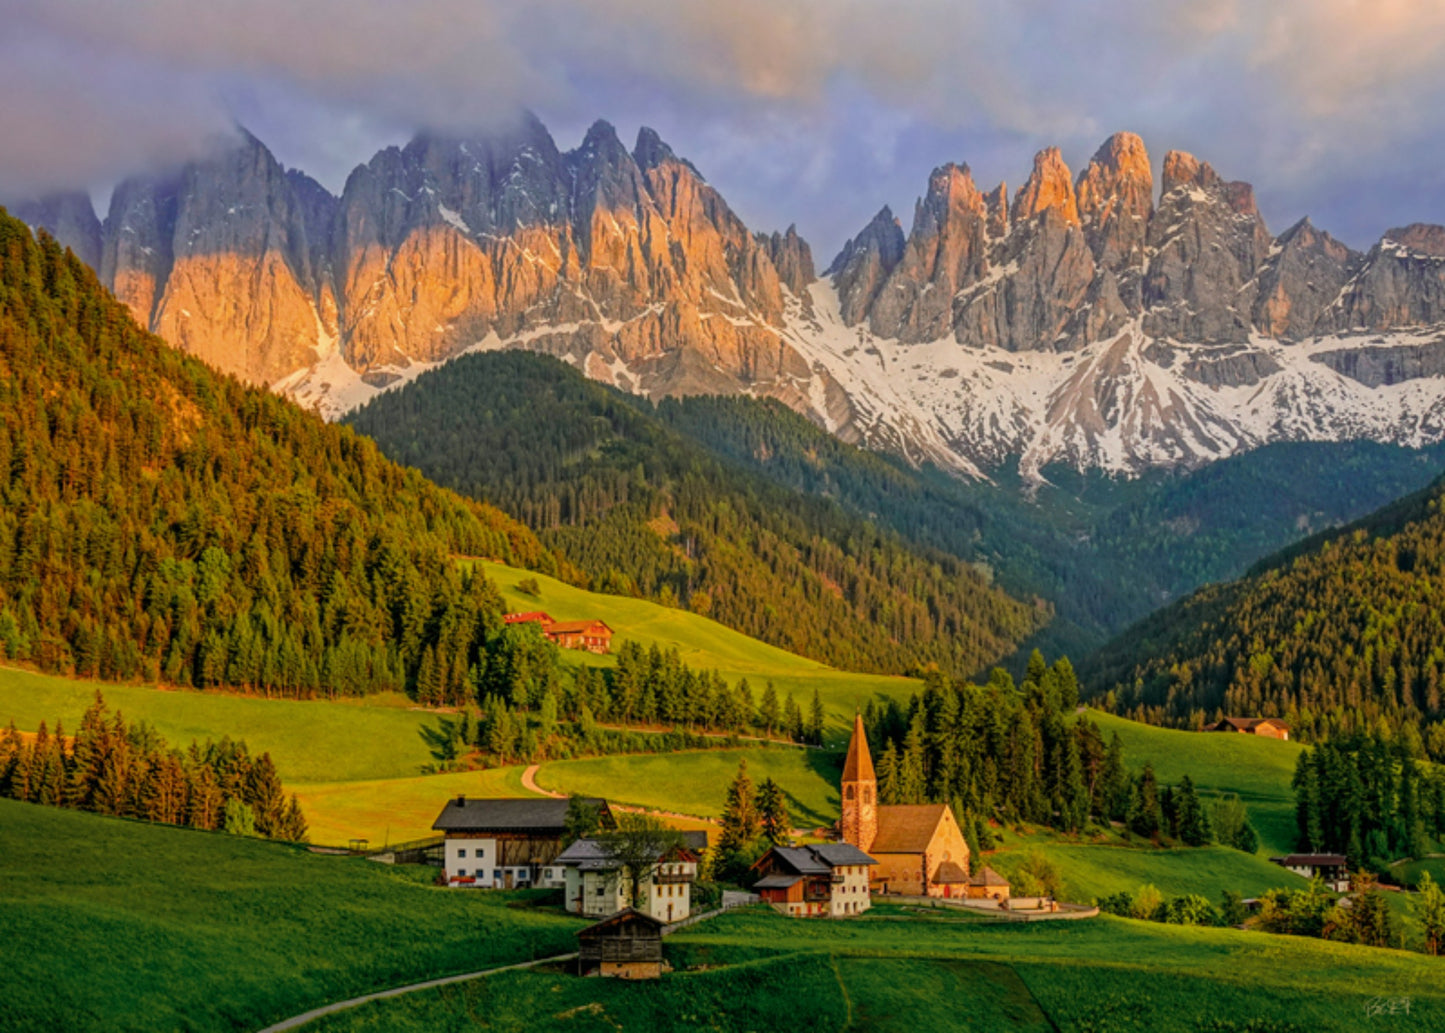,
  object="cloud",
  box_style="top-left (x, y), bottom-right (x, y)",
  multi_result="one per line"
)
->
top-left (3, 0), bottom-right (1445, 252)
